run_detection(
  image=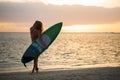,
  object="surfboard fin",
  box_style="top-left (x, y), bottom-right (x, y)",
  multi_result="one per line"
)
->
top-left (23, 63), bottom-right (27, 68)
